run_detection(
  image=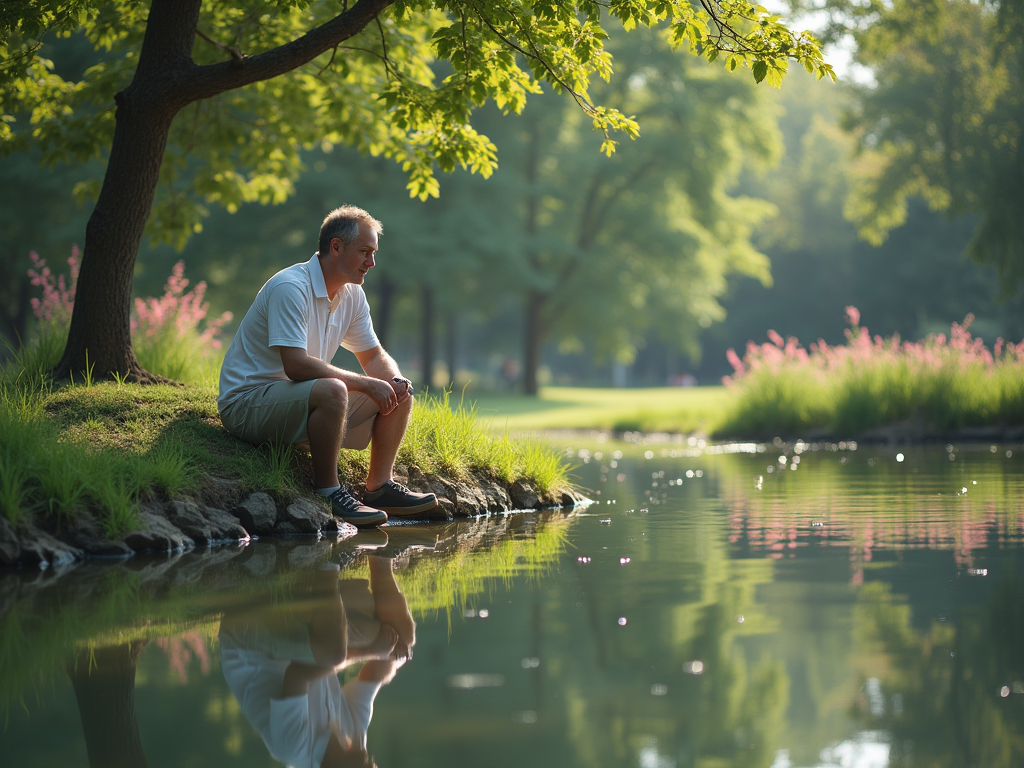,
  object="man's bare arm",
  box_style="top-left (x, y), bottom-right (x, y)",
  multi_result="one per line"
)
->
top-left (355, 346), bottom-right (413, 404)
top-left (276, 346), bottom-right (398, 414)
